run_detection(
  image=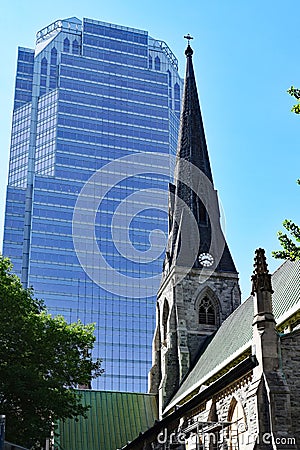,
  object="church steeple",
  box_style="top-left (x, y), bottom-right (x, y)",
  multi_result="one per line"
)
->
top-left (179, 35), bottom-right (213, 182)
top-left (149, 39), bottom-right (241, 413)
top-left (165, 39), bottom-right (237, 275)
